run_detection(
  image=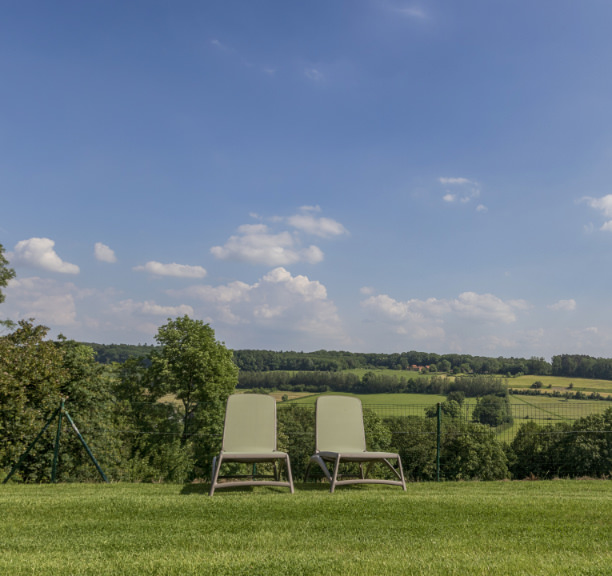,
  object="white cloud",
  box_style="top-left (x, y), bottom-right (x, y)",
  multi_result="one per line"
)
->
top-left (287, 212), bottom-right (348, 238)
top-left (439, 177), bottom-right (471, 185)
top-left (439, 177), bottom-right (482, 207)
top-left (548, 299), bottom-right (577, 311)
top-left (4, 277), bottom-right (78, 325)
top-left (211, 224), bottom-right (324, 266)
top-left (11, 238), bottom-right (79, 274)
top-left (584, 194), bottom-right (612, 217)
top-left (113, 299), bottom-right (194, 317)
top-left (94, 242), bottom-right (117, 263)
top-left (362, 291), bottom-right (525, 326)
top-left (476, 204), bottom-right (488, 212)
top-left (583, 194), bottom-right (612, 231)
top-left (169, 267), bottom-right (347, 343)
top-left (134, 261), bottom-right (207, 278)
top-left (601, 221), bottom-right (612, 232)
